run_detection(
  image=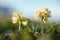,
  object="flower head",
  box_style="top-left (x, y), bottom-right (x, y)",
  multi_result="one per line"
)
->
top-left (43, 7), bottom-right (51, 17)
top-left (12, 11), bottom-right (19, 24)
top-left (12, 11), bottom-right (19, 17)
top-left (43, 7), bottom-right (48, 13)
top-left (12, 16), bottom-right (19, 24)
top-left (22, 20), bottom-right (28, 26)
top-left (34, 11), bottom-right (42, 19)
top-left (43, 17), bottom-right (48, 23)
